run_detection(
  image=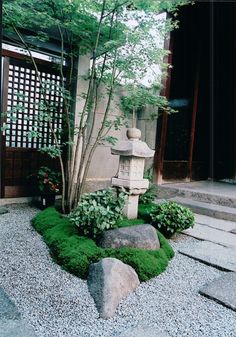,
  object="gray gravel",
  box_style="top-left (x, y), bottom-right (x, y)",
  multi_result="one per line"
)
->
top-left (0, 204), bottom-right (235, 337)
